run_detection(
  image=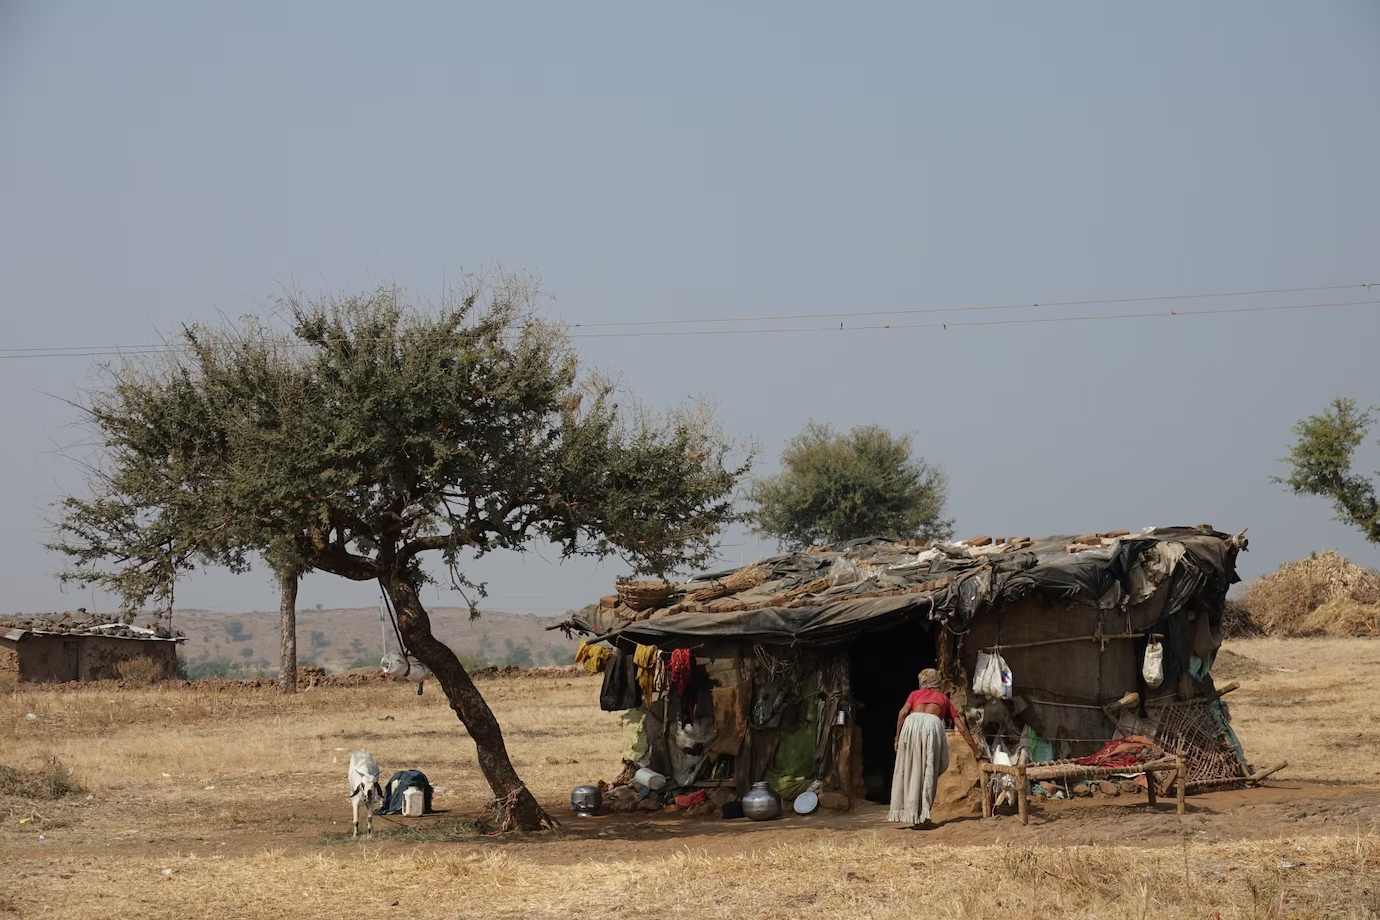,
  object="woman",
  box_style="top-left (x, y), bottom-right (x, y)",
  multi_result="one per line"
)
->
top-left (889, 668), bottom-right (984, 829)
